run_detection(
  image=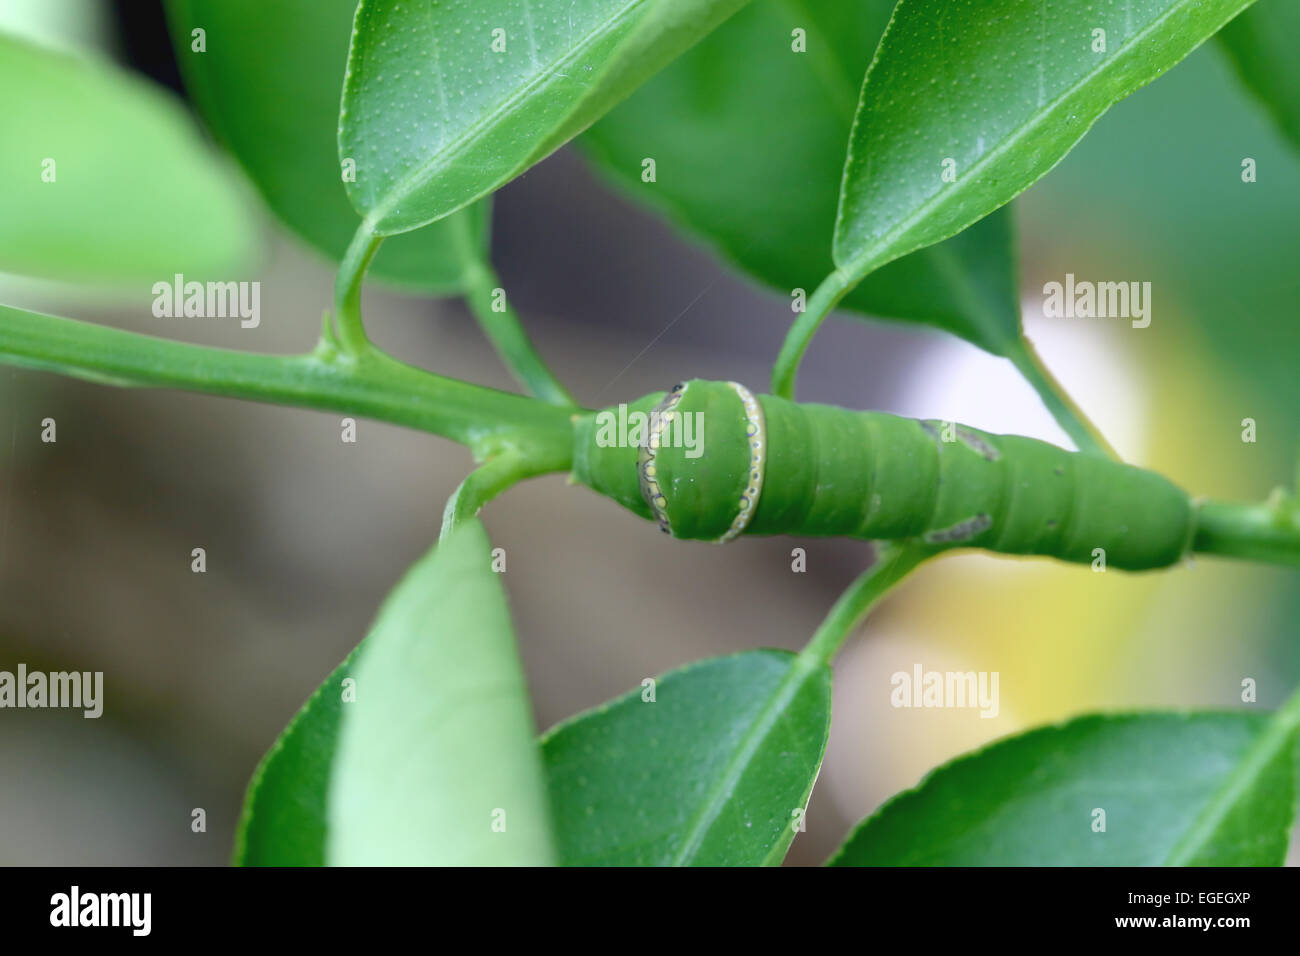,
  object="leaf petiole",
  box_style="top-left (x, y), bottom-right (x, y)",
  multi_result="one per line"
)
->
top-left (1007, 336), bottom-right (1120, 460)
top-left (770, 267), bottom-right (855, 399)
top-left (440, 450), bottom-right (557, 538)
top-left (799, 542), bottom-right (932, 667)
top-left (334, 219), bottom-right (384, 355)
top-left (451, 213), bottom-right (576, 408)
